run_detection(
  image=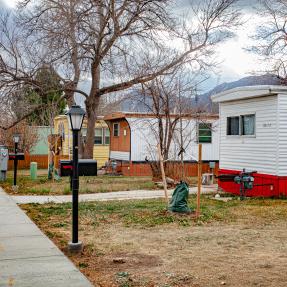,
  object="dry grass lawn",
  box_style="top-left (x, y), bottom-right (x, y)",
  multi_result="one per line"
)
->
top-left (21, 196), bottom-right (287, 287)
top-left (1, 175), bottom-right (158, 195)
